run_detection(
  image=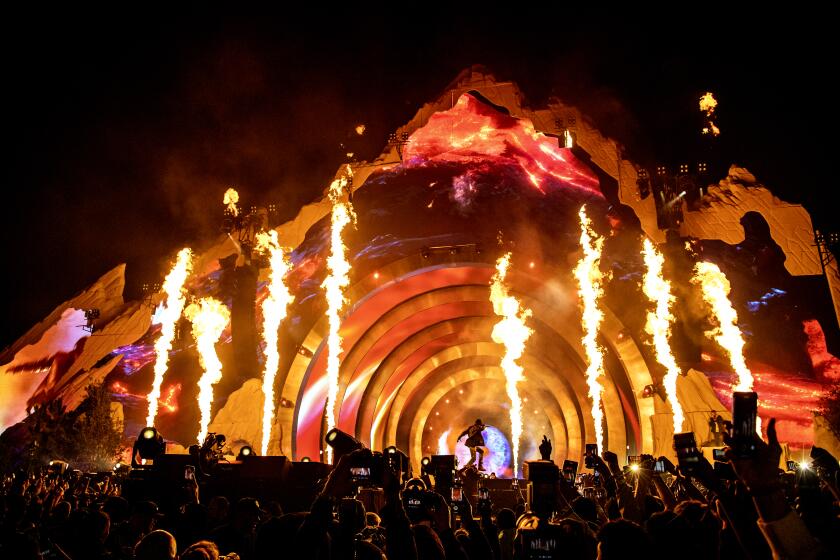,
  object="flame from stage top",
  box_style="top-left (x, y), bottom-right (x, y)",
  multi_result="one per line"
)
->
top-left (641, 239), bottom-right (685, 433)
top-left (573, 206), bottom-right (607, 451)
top-left (692, 262), bottom-right (760, 433)
top-left (322, 171), bottom-right (357, 463)
top-left (185, 298), bottom-right (230, 444)
top-left (255, 230), bottom-right (295, 455)
top-left (490, 252), bottom-right (534, 478)
top-left (692, 262), bottom-right (754, 392)
top-left (700, 92), bottom-right (720, 136)
top-left (223, 188), bottom-right (240, 216)
top-left (145, 248), bottom-right (193, 427)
